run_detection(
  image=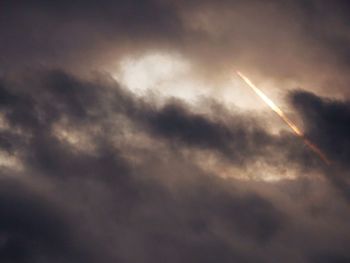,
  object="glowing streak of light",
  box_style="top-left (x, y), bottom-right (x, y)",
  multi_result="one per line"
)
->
top-left (236, 71), bottom-right (331, 165)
